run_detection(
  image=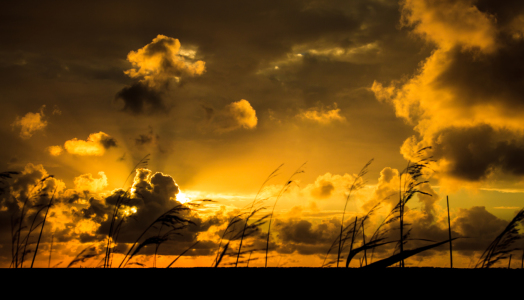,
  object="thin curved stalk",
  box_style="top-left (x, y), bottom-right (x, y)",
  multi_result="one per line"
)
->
top-left (166, 241), bottom-right (200, 268)
top-left (265, 163), bottom-right (306, 267)
top-left (31, 186), bottom-right (57, 268)
top-left (337, 159), bottom-right (373, 267)
top-left (119, 204), bottom-right (191, 268)
top-left (236, 164), bottom-right (282, 267)
top-left (104, 153), bottom-right (149, 268)
top-left (21, 204), bottom-right (49, 268)
top-left (13, 176), bottom-right (53, 268)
